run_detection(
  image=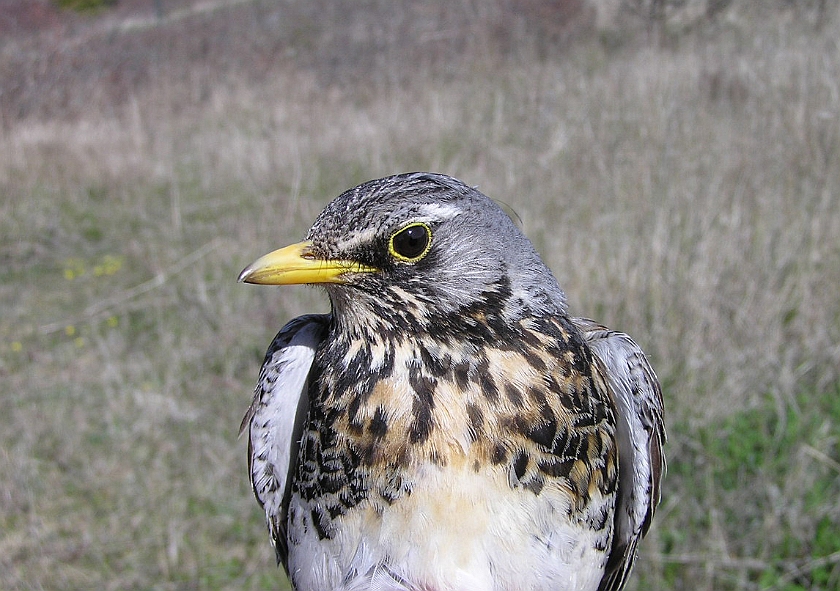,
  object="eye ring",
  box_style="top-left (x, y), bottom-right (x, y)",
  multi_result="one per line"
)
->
top-left (389, 222), bottom-right (432, 262)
